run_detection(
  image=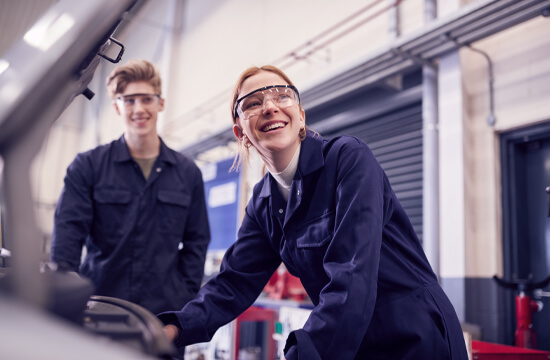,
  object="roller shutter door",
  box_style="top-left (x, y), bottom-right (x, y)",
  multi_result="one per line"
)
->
top-left (318, 102), bottom-right (424, 243)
